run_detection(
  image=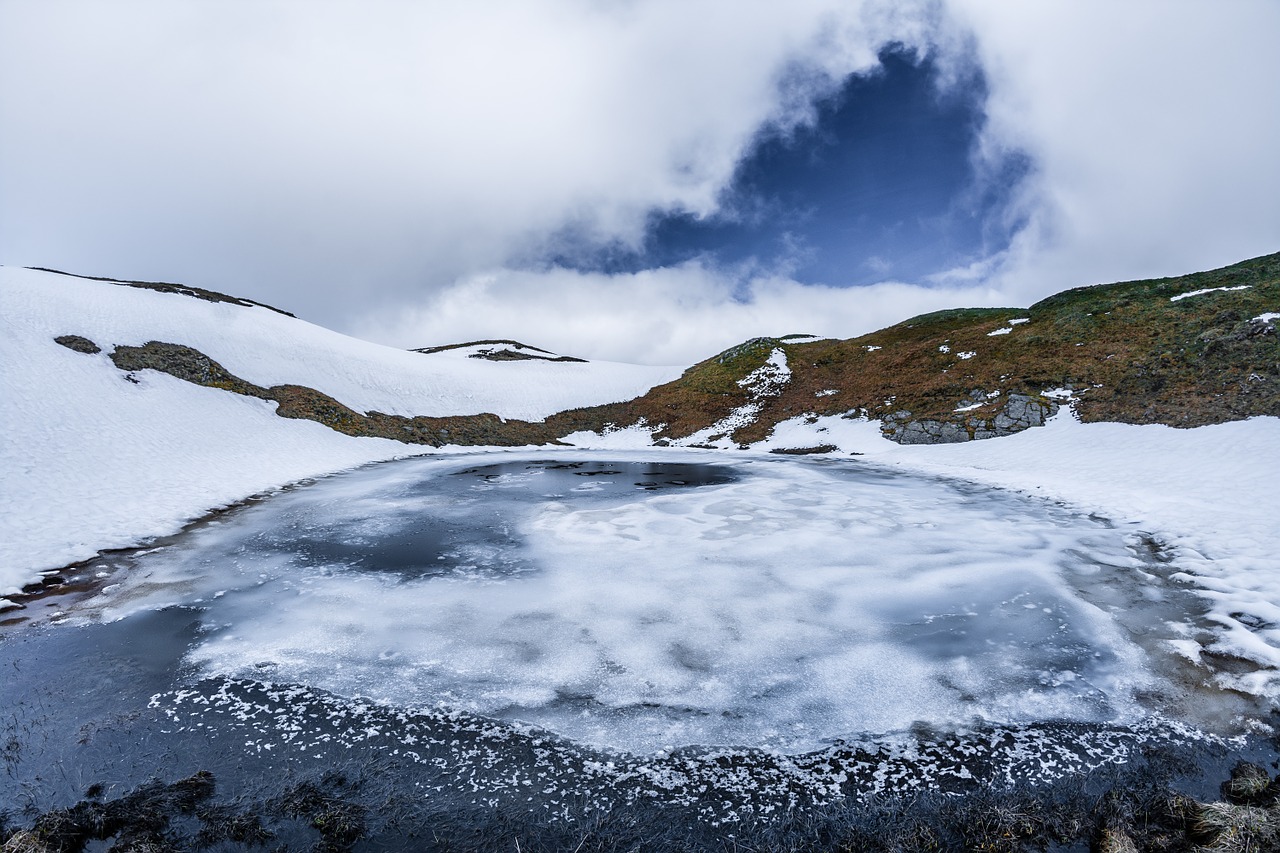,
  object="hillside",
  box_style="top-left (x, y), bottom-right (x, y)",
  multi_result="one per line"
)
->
top-left (578, 251), bottom-right (1280, 447)
top-left (27, 254), bottom-right (1277, 453)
